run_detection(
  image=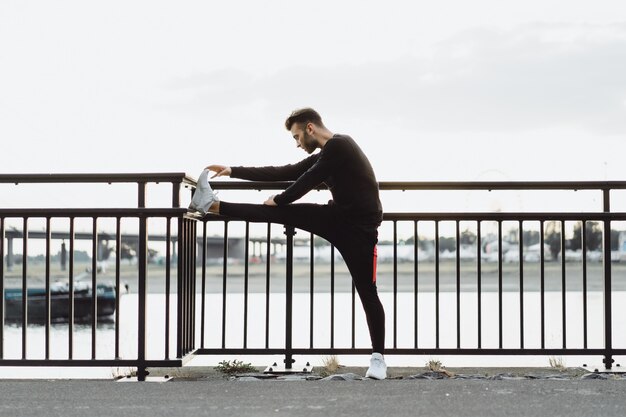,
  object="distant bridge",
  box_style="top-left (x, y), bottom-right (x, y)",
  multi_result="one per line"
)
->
top-left (2, 229), bottom-right (303, 271)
